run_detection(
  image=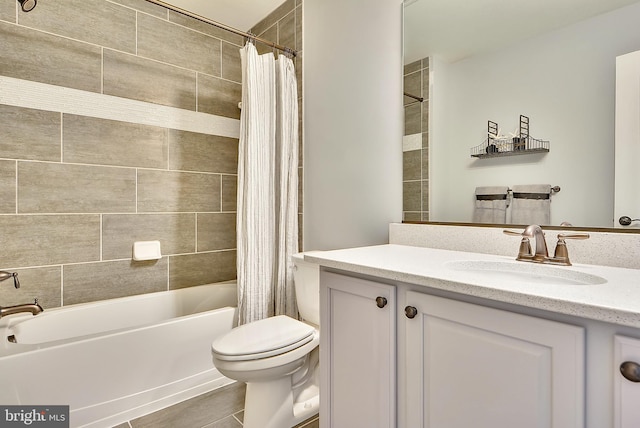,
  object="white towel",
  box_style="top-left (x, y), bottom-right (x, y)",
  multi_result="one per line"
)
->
top-left (473, 186), bottom-right (509, 223)
top-left (510, 184), bottom-right (551, 225)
